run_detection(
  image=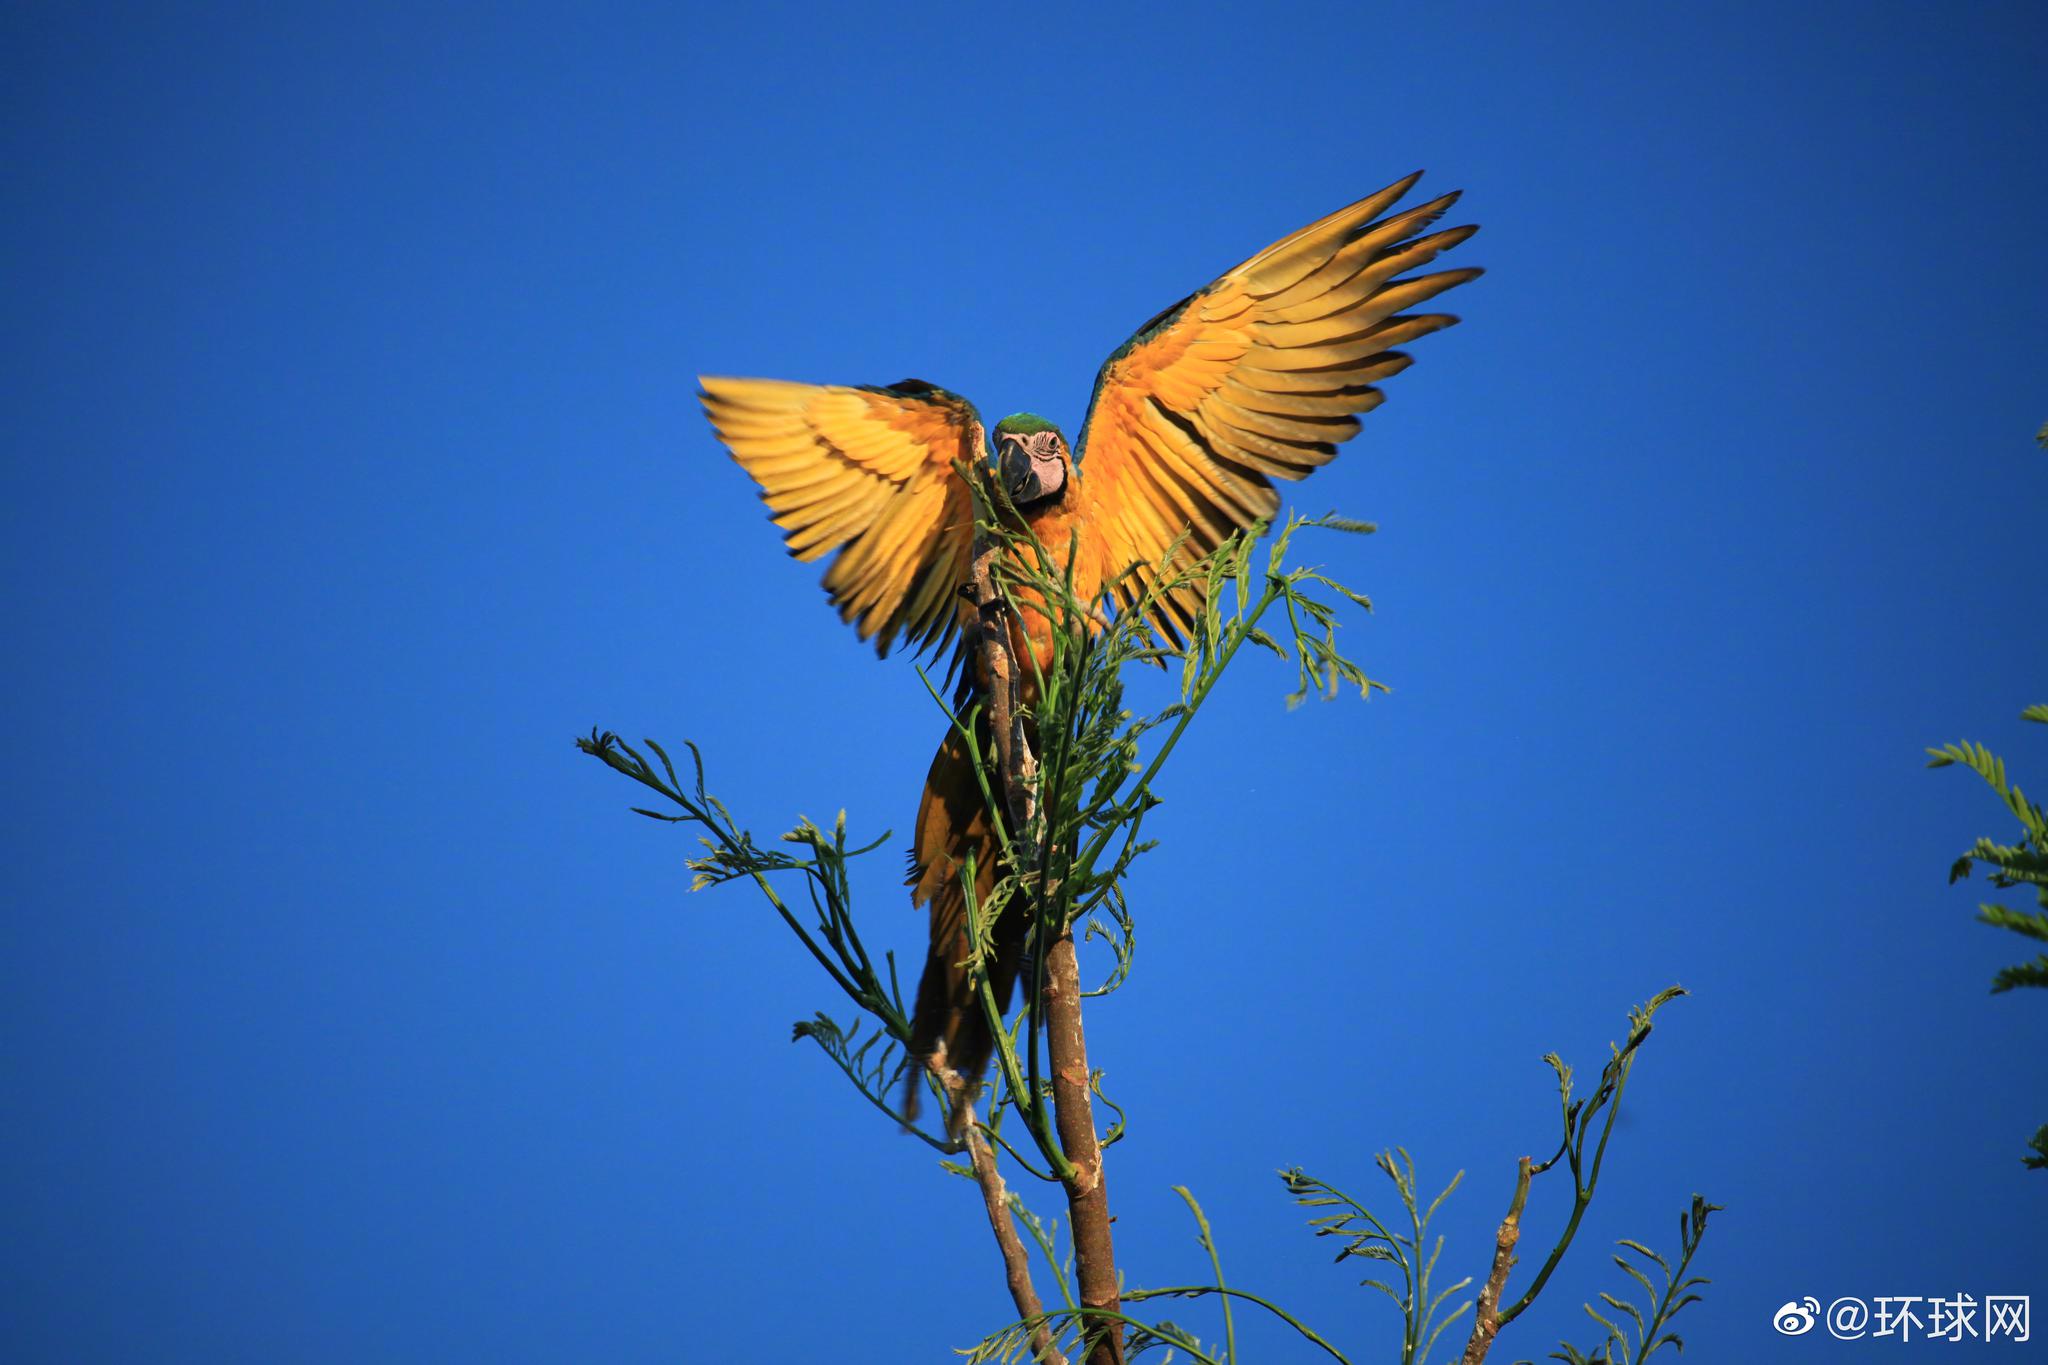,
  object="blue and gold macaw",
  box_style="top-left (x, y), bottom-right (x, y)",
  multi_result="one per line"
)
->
top-left (701, 173), bottom-right (1479, 1128)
